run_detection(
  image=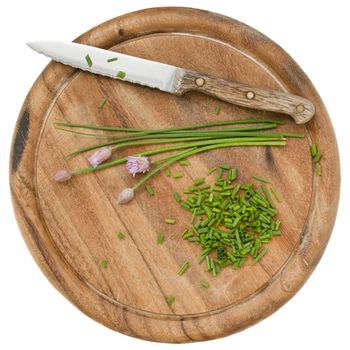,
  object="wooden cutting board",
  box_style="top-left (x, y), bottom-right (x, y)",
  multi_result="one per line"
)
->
top-left (10, 7), bottom-right (340, 343)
